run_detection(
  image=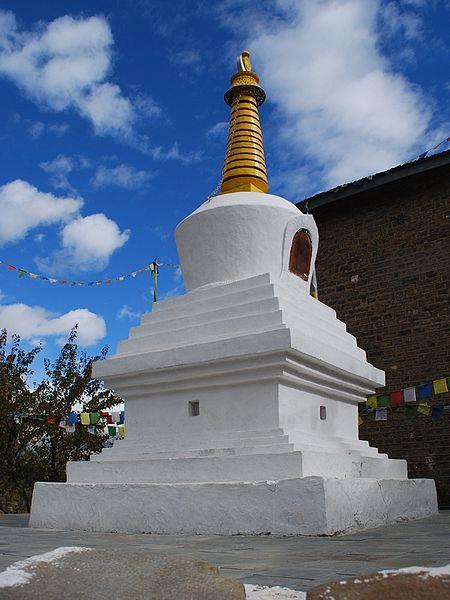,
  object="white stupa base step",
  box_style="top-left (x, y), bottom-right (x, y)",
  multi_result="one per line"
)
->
top-left (30, 477), bottom-right (437, 536)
